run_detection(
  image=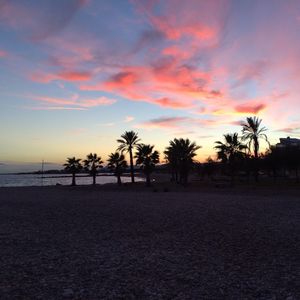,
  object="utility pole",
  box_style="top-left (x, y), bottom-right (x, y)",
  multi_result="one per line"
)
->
top-left (41, 159), bottom-right (44, 186)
